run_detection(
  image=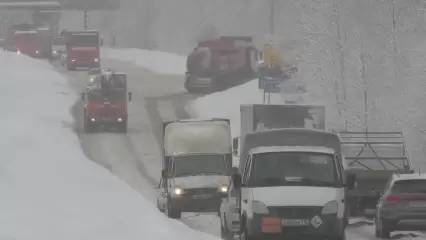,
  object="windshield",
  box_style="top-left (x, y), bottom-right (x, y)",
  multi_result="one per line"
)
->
top-left (172, 154), bottom-right (227, 177)
top-left (87, 89), bottom-right (126, 102)
top-left (70, 34), bottom-right (98, 46)
top-left (247, 152), bottom-right (340, 187)
top-left (391, 180), bottom-right (426, 194)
